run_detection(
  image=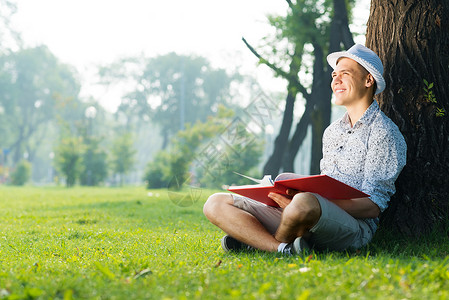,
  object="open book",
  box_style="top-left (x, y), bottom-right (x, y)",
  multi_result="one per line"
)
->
top-left (227, 173), bottom-right (369, 207)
